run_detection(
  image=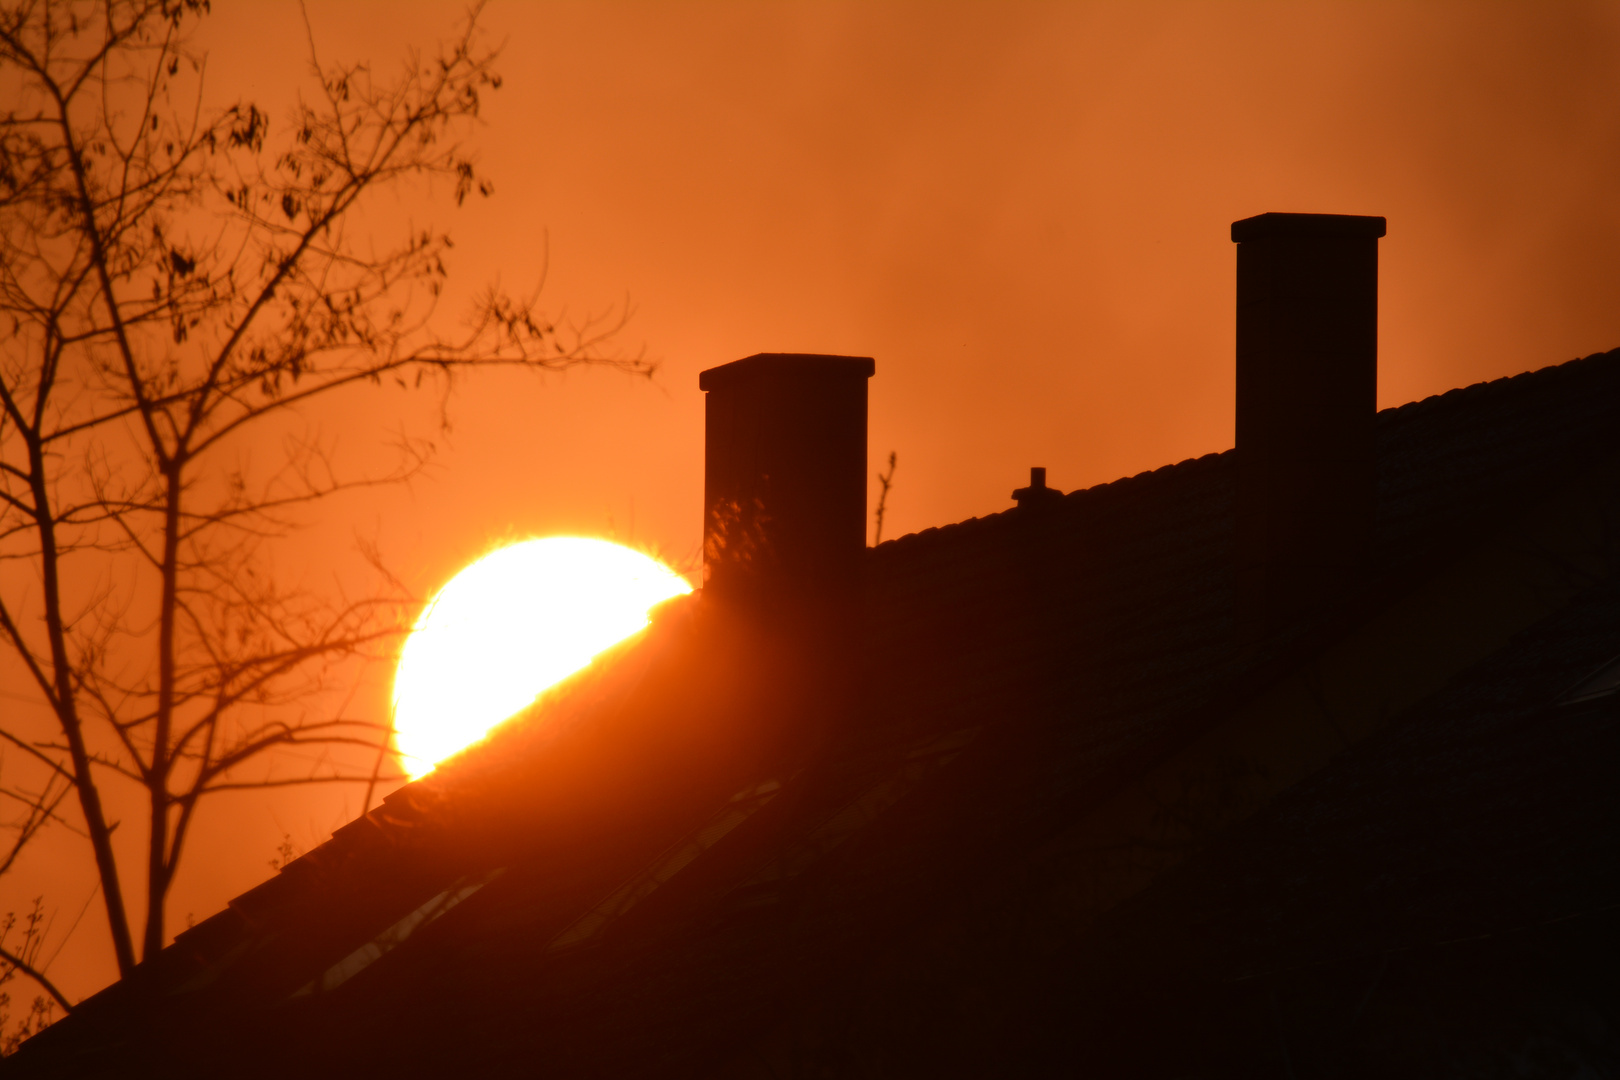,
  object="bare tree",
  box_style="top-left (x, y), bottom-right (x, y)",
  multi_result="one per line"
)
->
top-left (0, 0), bottom-right (641, 1013)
